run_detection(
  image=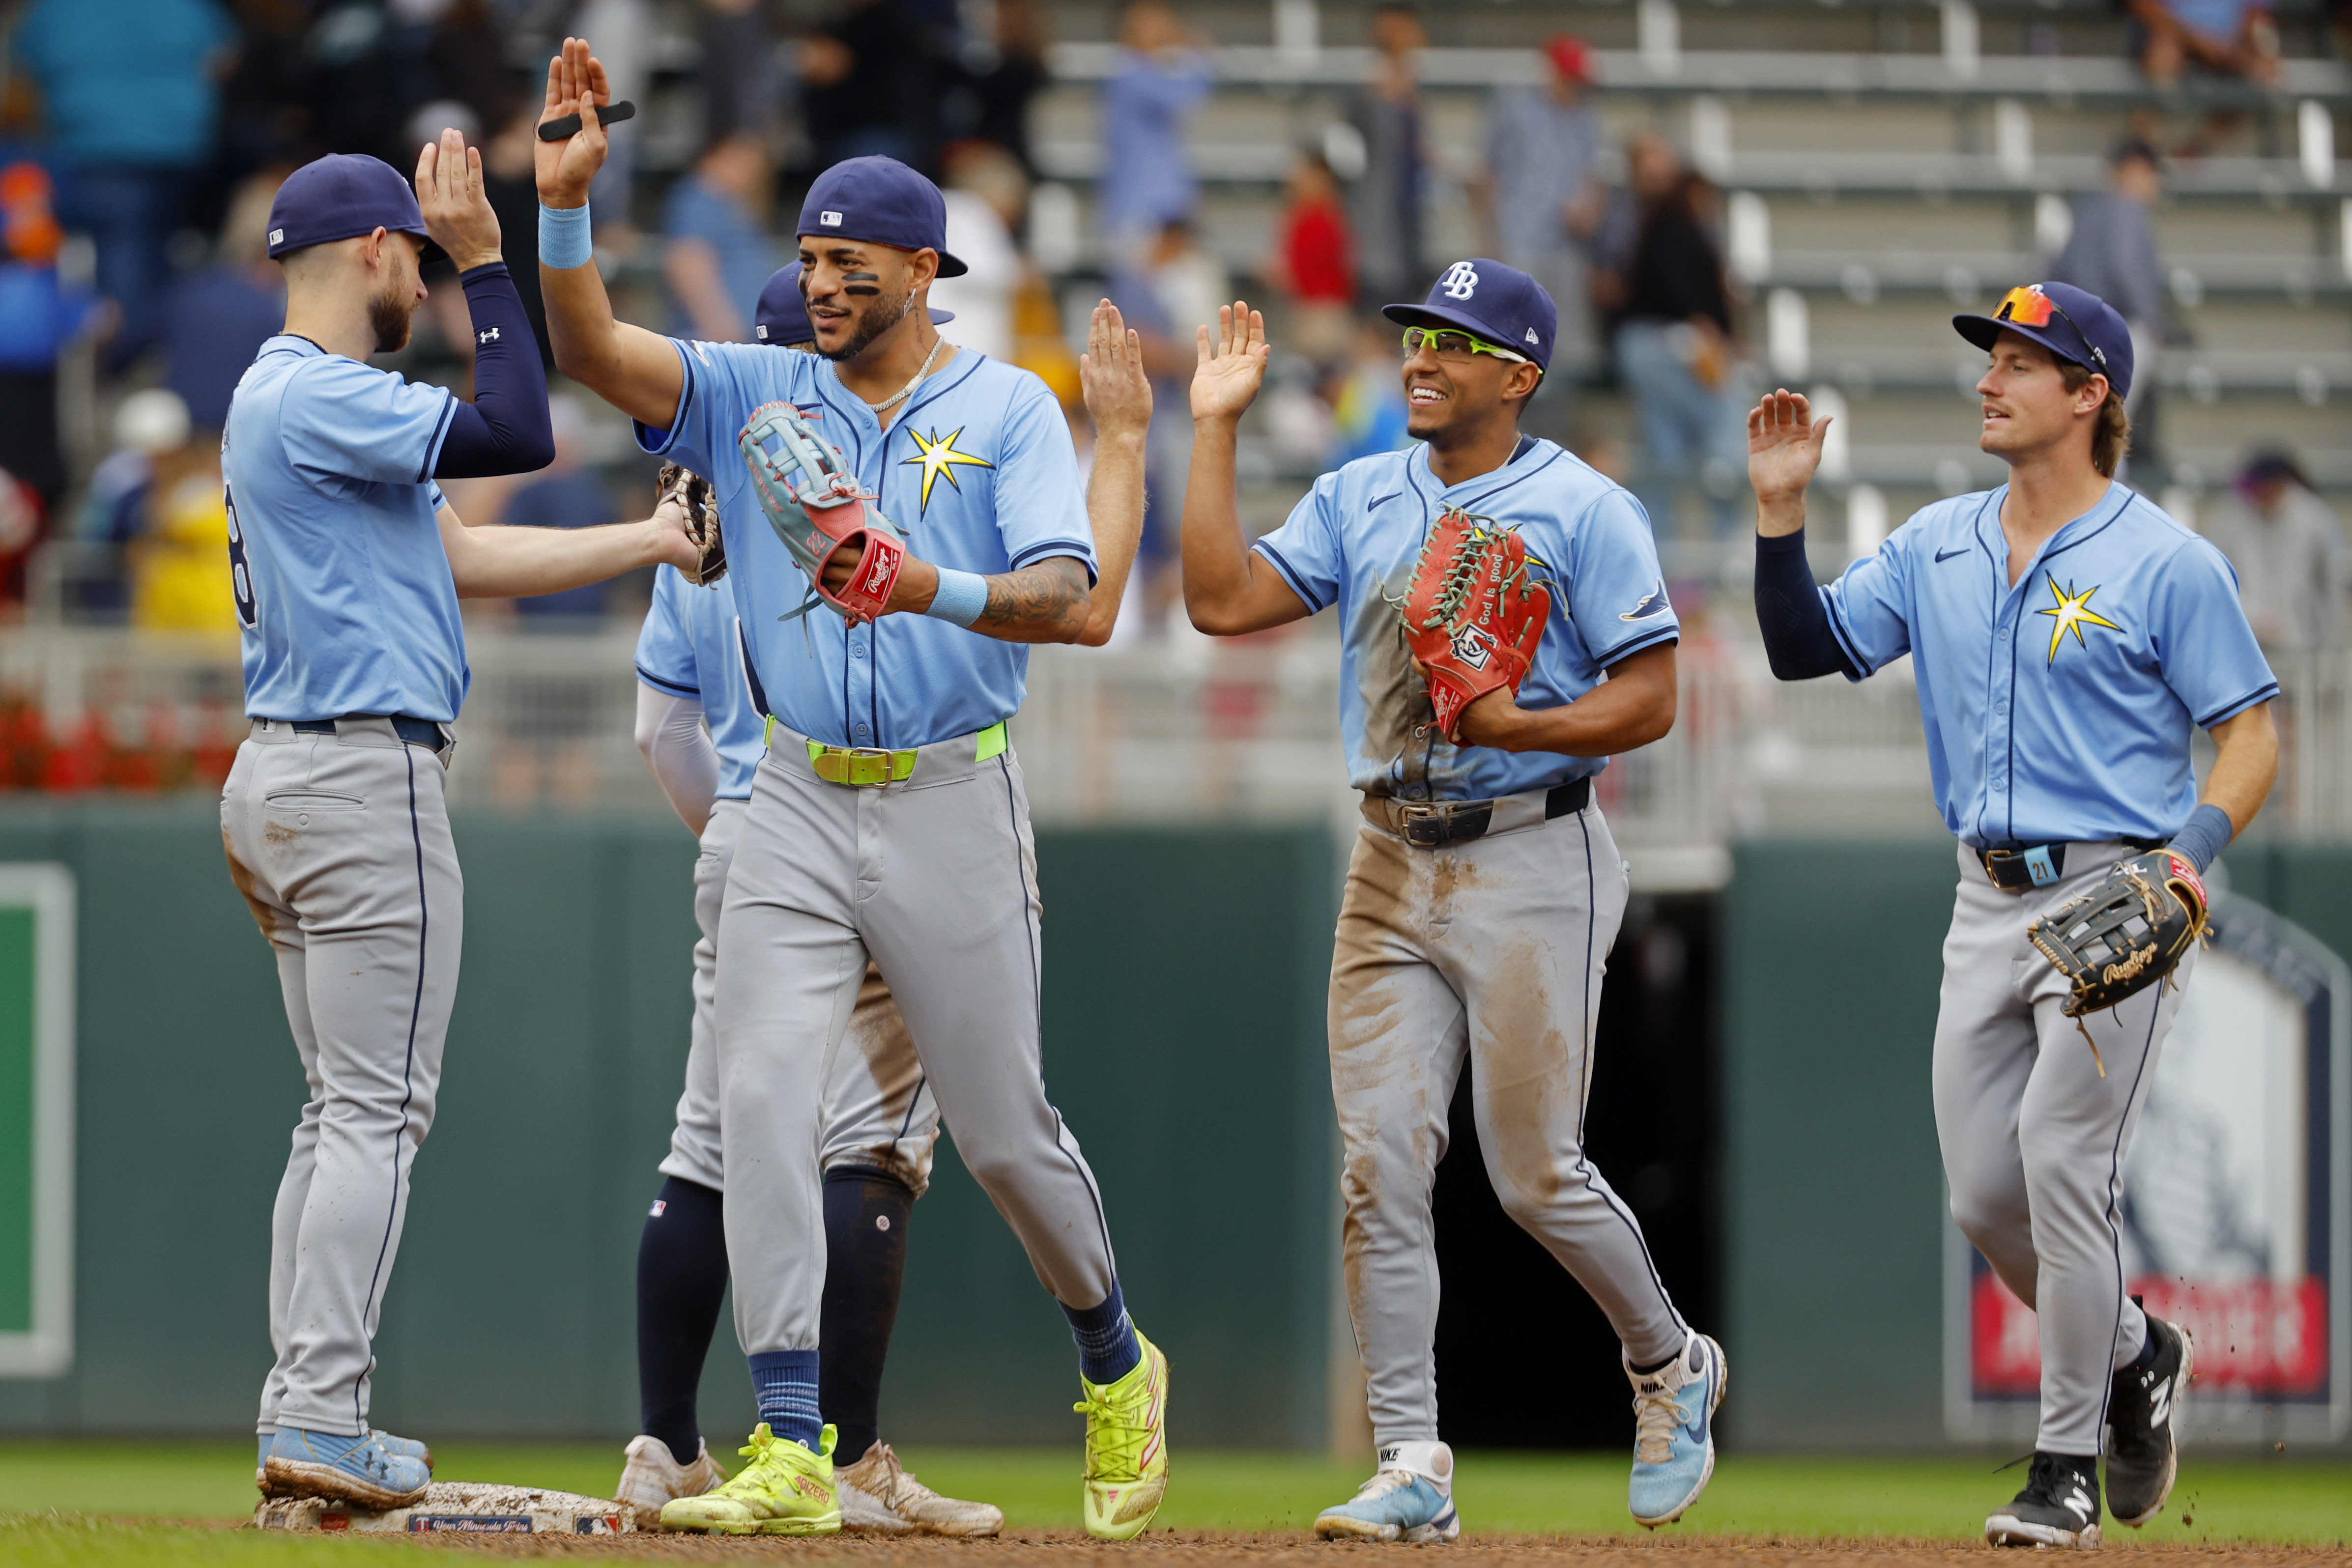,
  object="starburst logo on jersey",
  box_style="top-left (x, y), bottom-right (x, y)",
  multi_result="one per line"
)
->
top-left (2035, 575), bottom-right (2123, 665)
top-left (901, 426), bottom-right (992, 512)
